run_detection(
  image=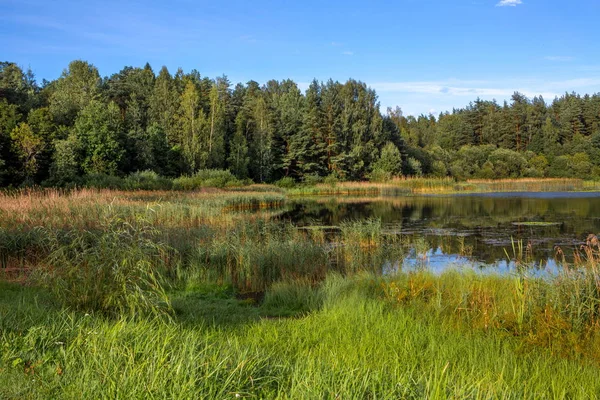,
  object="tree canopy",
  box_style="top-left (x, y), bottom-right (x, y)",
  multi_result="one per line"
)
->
top-left (1, 60), bottom-right (600, 187)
